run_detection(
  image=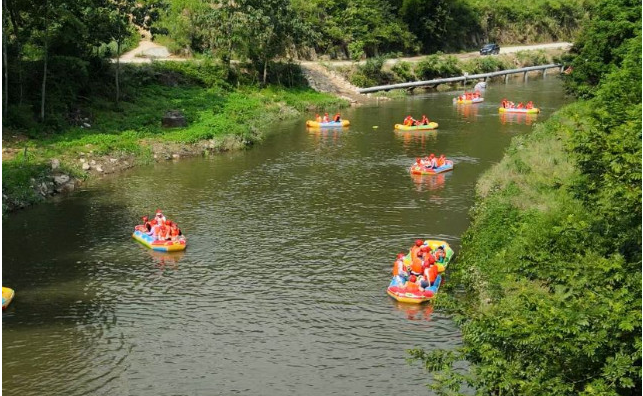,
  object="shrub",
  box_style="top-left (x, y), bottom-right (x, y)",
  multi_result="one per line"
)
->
top-left (514, 49), bottom-right (549, 67)
top-left (462, 56), bottom-right (510, 74)
top-left (391, 61), bottom-right (415, 82)
top-left (414, 54), bottom-right (462, 80)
